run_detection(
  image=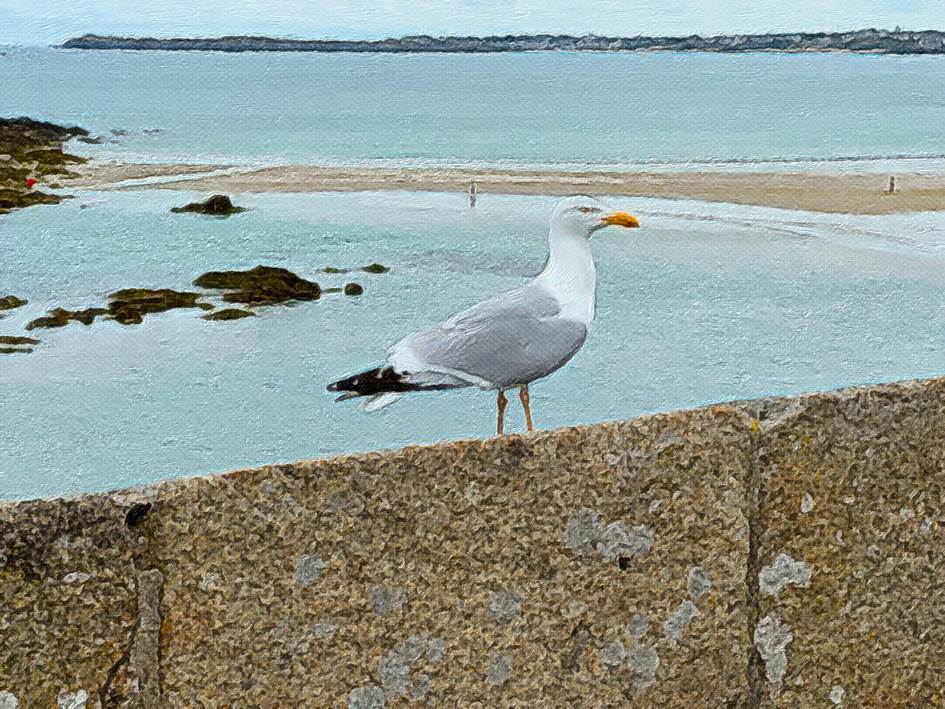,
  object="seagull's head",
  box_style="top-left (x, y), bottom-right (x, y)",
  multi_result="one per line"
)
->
top-left (551, 195), bottom-right (641, 239)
